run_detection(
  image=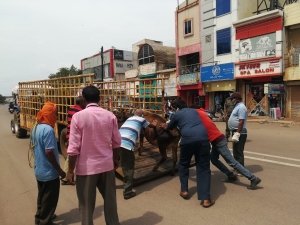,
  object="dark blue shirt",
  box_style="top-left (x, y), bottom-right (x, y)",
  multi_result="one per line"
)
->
top-left (167, 108), bottom-right (209, 145)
